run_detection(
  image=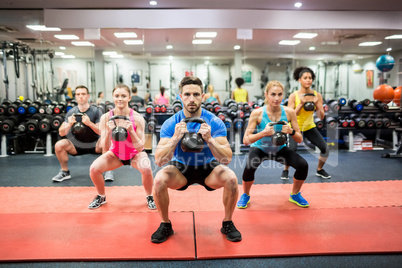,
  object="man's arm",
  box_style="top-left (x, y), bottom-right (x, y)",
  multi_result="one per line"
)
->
top-left (155, 121), bottom-right (187, 167)
top-left (205, 136), bottom-right (232, 165)
top-left (198, 122), bottom-right (232, 165)
top-left (82, 113), bottom-right (100, 135)
top-left (58, 114), bottom-right (75, 137)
